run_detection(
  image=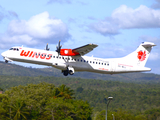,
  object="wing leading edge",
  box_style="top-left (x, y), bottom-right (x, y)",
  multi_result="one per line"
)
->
top-left (72, 43), bottom-right (98, 56)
